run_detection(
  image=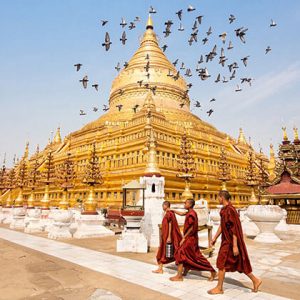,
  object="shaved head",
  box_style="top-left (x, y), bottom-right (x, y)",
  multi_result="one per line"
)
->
top-left (163, 200), bottom-right (171, 208)
top-left (186, 198), bottom-right (195, 208)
